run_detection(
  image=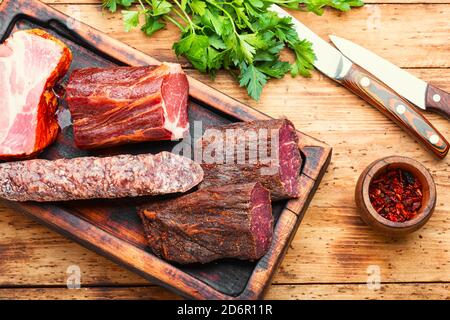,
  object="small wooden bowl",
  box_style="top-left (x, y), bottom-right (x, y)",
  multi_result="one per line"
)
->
top-left (355, 156), bottom-right (436, 236)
